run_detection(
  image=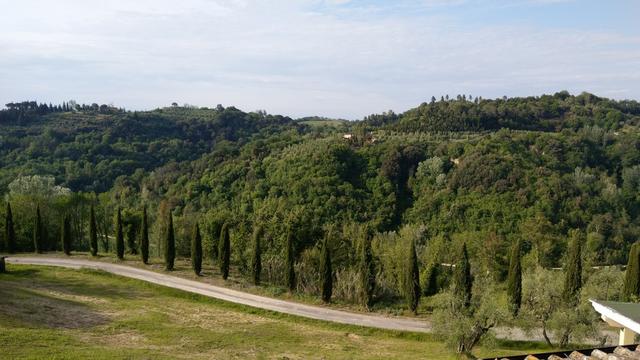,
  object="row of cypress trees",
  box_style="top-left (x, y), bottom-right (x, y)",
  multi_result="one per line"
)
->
top-left (3, 202), bottom-right (80, 256)
top-left (7, 199), bottom-right (614, 312)
top-left (4, 202), bottom-right (381, 306)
